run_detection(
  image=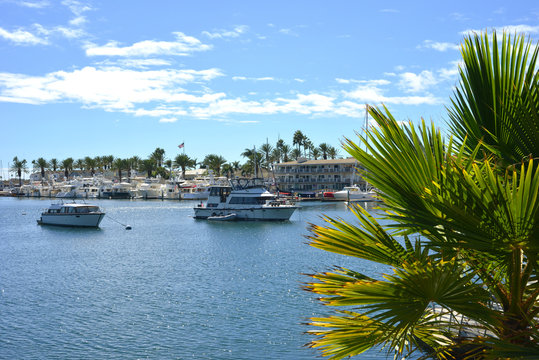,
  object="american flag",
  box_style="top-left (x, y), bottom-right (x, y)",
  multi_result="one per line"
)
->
top-left (178, 142), bottom-right (184, 149)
